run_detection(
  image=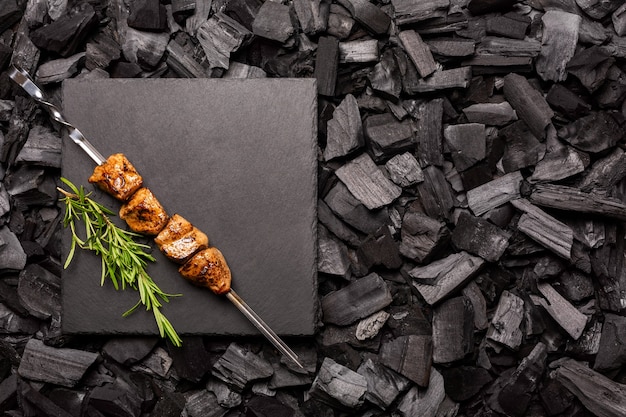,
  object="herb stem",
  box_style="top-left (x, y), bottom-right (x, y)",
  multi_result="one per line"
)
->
top-left (58, 178), bottom-right (182, 347)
